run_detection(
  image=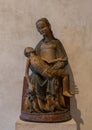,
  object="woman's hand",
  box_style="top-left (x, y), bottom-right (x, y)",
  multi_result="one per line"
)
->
top-left (51, 61), bottom-right (65, 70)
